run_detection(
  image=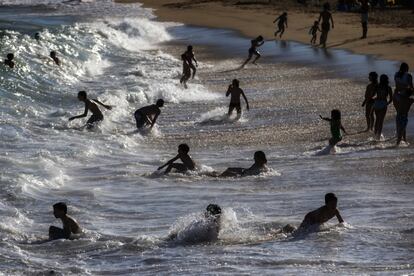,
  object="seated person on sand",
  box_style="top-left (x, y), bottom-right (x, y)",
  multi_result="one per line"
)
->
top-left (49, 202), bottom-right (82, 240)
top-left (4, 53), bottom-right (15, 69)
top-left (226, 79), bottom-right (249, 120)
top-left (134, 99), bottom-right (164, 130)
top-left (220, 151), bottom-right (268, 177)
top-left (157, 143), bottom-right (196, 174)
top-left (69, 91), bottom-right (112, 129)
top-left (50, 51), bottom-right (61, 66)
